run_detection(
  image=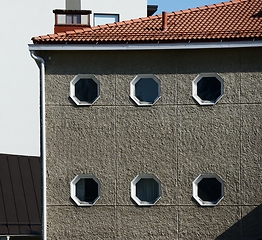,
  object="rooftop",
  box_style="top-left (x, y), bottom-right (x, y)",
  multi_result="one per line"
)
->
top-left (32, 0), bottom-right (262, 44)
top-left (0, 154), bottom-right (41, 236)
